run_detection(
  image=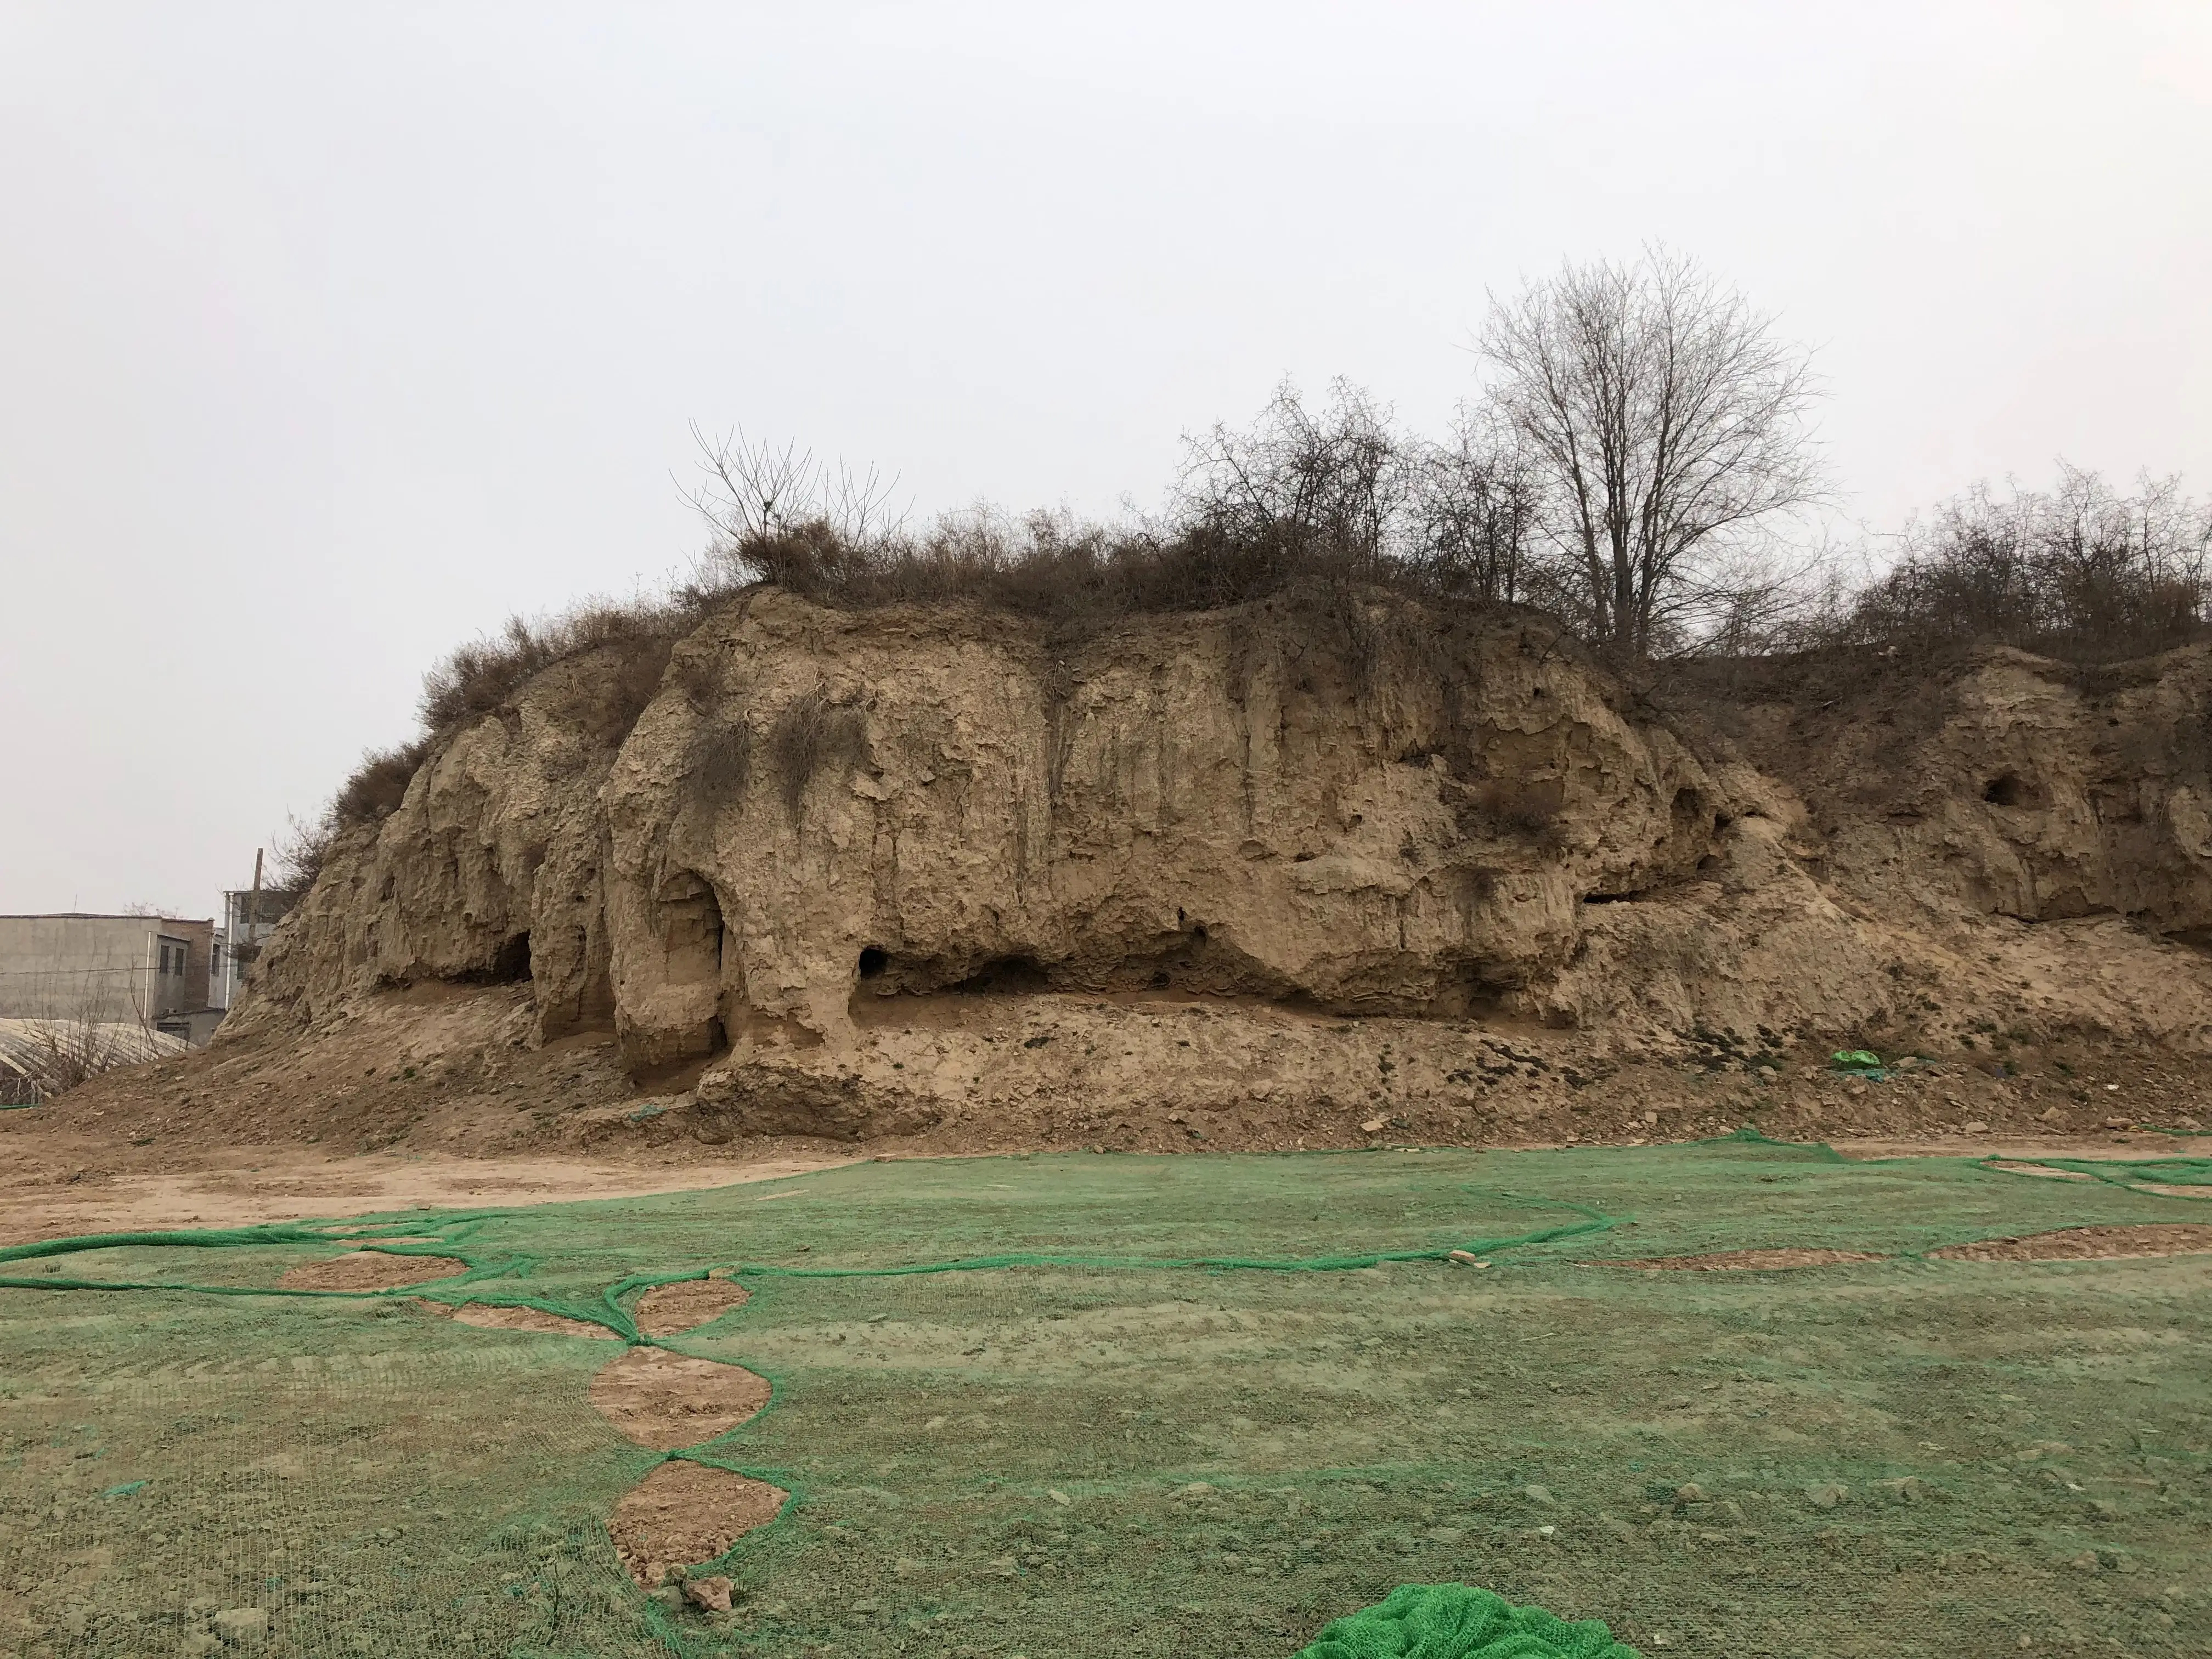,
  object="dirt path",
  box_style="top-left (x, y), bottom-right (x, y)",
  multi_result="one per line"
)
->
top-left (0, 1134), bottom-right (853, 1245)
